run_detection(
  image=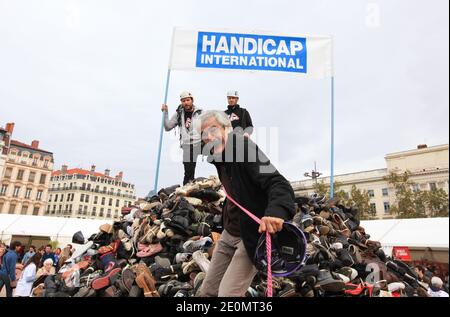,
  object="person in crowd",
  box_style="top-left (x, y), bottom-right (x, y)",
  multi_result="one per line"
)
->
top-left (36, 258), bottom-right (55, 279)
top-left (15, 253), bottom-right (42, 297)
top-left (0, 241), bottom-right (22, 297)
top-left (0, 242), bottom-right (6, 268)
top-left (415, 265), bottom-right (431, 287)
top-left (57, 246), bottom-right (73, 271)
top-left (428, 276), bottom-right (449, 297)
top-left (22, 245), bottom-right (36, 265)
top-left (66, 244), bottom-right (73, 255)
top-left (40, 244), bottom-right (57, 268)
top-left (54, 248), bottom-right (62, 264)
